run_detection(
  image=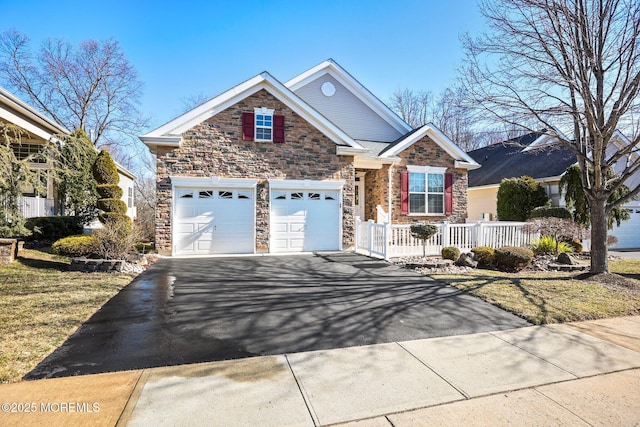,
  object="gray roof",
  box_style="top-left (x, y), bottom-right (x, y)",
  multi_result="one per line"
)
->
top-left (467, 132), bottom-right (577, 187)
top-left (355, 140), bottom-right (392, 158)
